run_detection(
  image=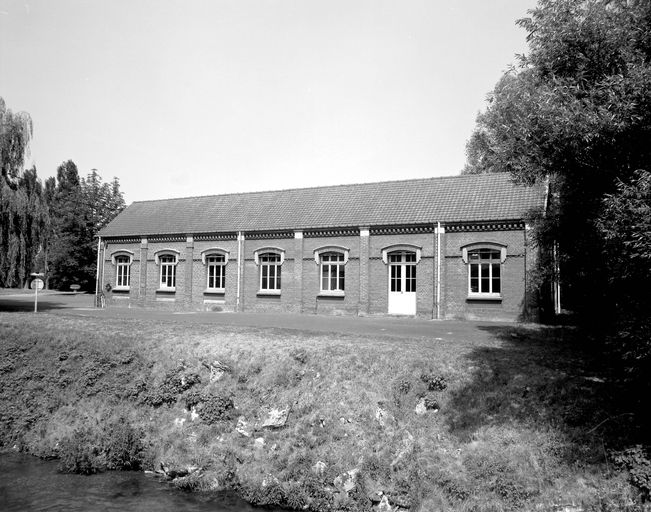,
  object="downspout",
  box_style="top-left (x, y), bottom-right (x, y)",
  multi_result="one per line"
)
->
top-left (436, 222), bottom-right (442, 320)
top-left (95, 236), bottom-right (101, 307)
top-left (553, 241), bottom-right (561, 315)
top-left (101, 242), bottom-right (106, 293)
top-left (236, 231), bottom-right (242, 312)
